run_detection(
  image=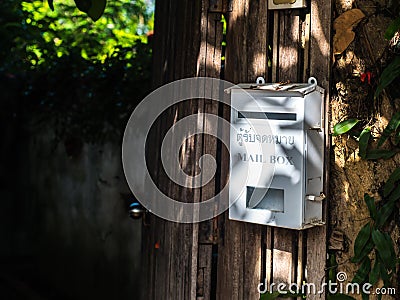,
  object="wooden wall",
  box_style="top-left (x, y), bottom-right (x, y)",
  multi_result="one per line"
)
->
top-left (141, 0), bottom-right (332, 299)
